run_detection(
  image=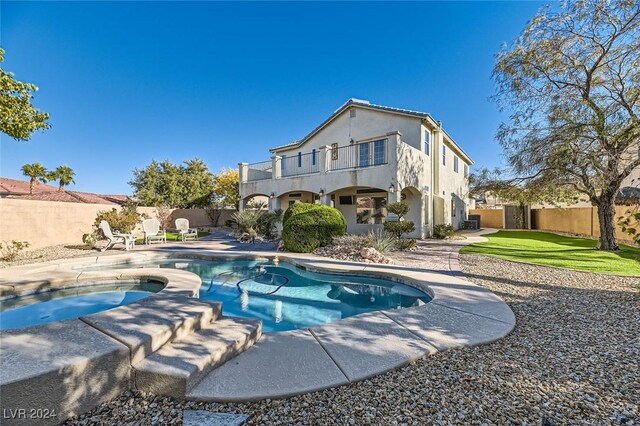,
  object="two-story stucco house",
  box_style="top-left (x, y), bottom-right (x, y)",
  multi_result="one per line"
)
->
top-left (239, 99), bottom-right (473, 238)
